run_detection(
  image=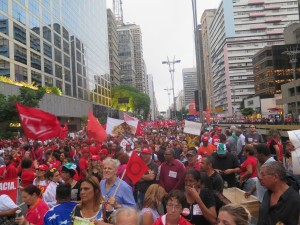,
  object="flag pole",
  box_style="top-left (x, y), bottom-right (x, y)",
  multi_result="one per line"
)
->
top-left (112, 168), bottom-right (126, 198)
